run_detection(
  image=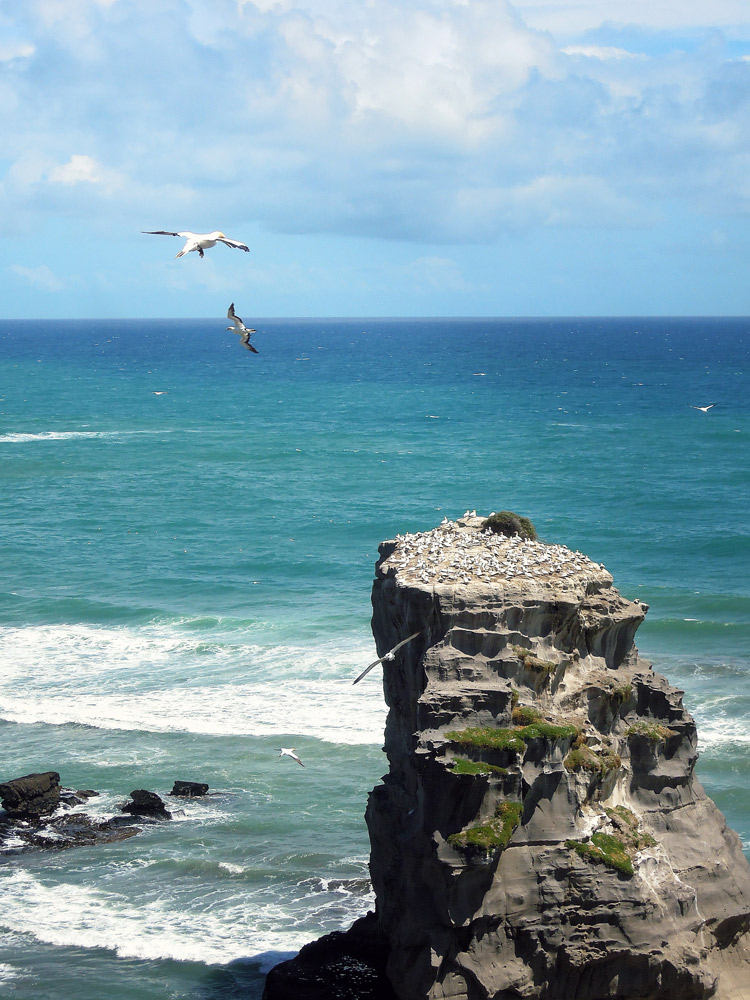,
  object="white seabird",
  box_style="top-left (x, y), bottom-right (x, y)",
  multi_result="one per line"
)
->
top-left (276, 747), bottom-right (304, 767)
top-left (227, 302), bottom-right (258, 353)
top-left (690, 403), bottom-right (715, 412)
top-left (142, 230), bottom-right (250, 258)
top-left (353, 630), bottom-right (422, 685)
